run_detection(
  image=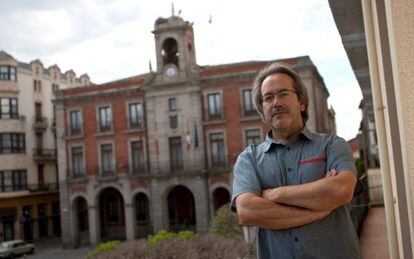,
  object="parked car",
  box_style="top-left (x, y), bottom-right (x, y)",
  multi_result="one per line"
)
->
top-left (0, 240), bottom-right (35, 258)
